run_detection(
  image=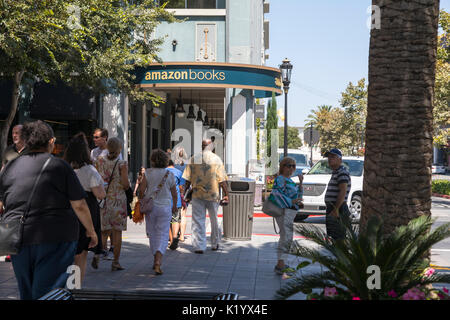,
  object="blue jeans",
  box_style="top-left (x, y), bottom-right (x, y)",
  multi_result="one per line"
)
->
top-left (325, 202), bottom-right (351, 240)
top-left (11, 241), bottom-right (77, 300)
